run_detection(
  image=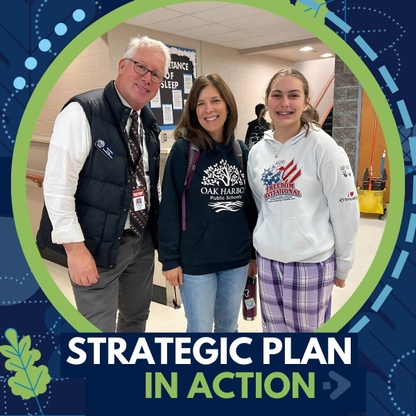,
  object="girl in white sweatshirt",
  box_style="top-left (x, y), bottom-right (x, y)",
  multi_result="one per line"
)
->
top-left (247, 68), bottom-right (359, 332)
